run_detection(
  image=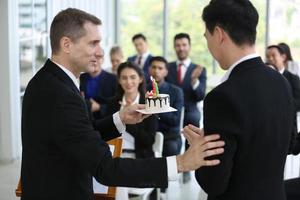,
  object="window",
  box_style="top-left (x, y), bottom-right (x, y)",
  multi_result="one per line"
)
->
top-left (19, 0), bottom-right (48, 95)
top-left (119, 0), bottom-right (164, 58)
top-left (269, 0), bottom-right (300, 61)
top-left (119, 0), bottom-right (267, 82)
